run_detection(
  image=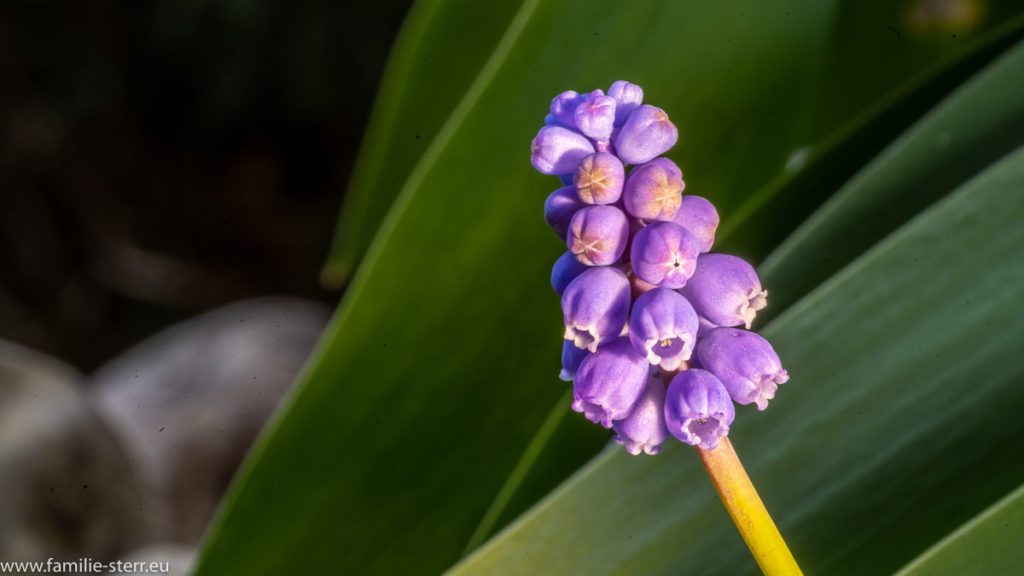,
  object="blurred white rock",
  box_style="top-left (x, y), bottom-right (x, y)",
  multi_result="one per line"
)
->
top-left (0, 340), bottom-right (157, 562)
top-left (90, 297), bottom-right (330, 542)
